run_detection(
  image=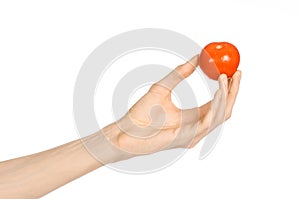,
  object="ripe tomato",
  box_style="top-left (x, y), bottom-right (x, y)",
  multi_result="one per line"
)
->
top-left (199, 42), bottom-right (240, 80)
